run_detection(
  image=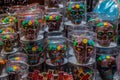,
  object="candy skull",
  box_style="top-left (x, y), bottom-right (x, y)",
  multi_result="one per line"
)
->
top-left (47, 0), bottom-right (59, 8)
top-left (21, 19), bottom-right (40, 40)
top-left (96, 22), bottom-right (115, 47)
top-left (97, 55), bottom-right (116, 80)
top-left (21, 39), bottom-right (44, 65)
top-left (48, 43), bottom-right (67, 66)
top-left (45, 13), bottom-right (62, 31)
top-left (73, 37), bottom-right (95, 64)
top-left (1, 34), bottom-right (16, 52)
top-left (67, 2), bottom-right (85, 24)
